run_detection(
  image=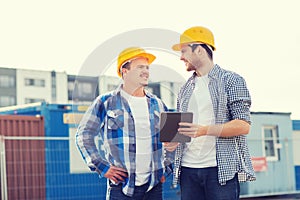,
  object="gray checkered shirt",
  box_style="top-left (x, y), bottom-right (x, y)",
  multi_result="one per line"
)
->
top-left (172, 64), bottom-right (256, 187)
